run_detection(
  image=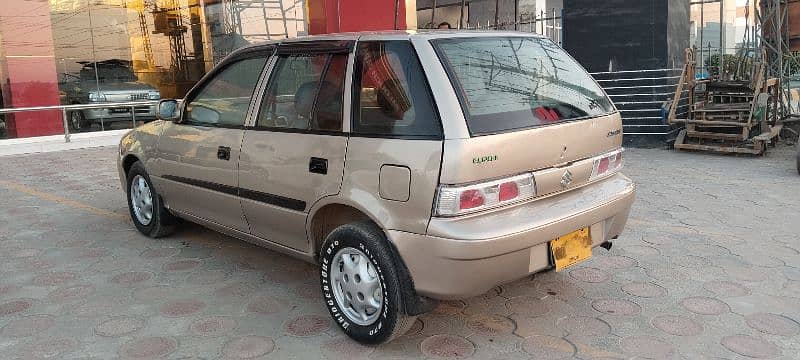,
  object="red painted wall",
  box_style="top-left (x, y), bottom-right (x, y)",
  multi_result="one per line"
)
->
top-left (0, 0), bottom-right (63, 138)
top-left (308, 0), bottom-right (411, 35)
